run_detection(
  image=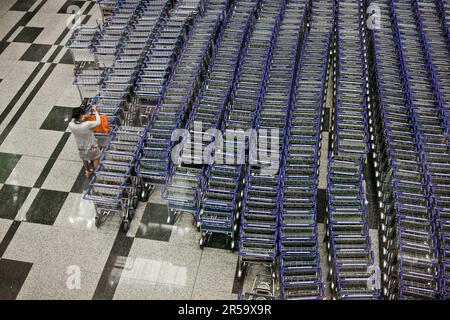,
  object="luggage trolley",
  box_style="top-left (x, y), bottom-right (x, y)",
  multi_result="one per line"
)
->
top-left (325, 0), bottom-right (380, 300)
top-left (66, 25), bottom-right (100, 63)
top-left (239, 170), bottom-right (281, 279)
top-left (94, 0), bottom-right (142, 68)
top-left (392, 0), bottom-right (444, 299)
top-left (73, 62), bottom-right (106, 100)
top-left (133, 0), bottom-right (206, 203)
top-left (164, 0), bottom-right (260, 222)
top-left (368, 0), bottom-right (441, 299)
top-left (238, 0), bottom-right (308, 283)
top-left (85, 126), bottom-right (145, 232)
top-left (97, 0), bottom-right (125, 21)
top-left (240, 273), bottom-right (276, 300)
top-left (134, 0), bottom-right (198, 106)
top-left (276, 0), bottom-right (332, 301)
top-left (197, 165), bottom-right (245, 250)
top-left (135, 0), bottom-right (226, 182)
top-left (415, 0), bottom-right (450, 299)
top-left (137, 0), bottom-right (230, 219)
top-left (195, 0), bottom-right (282, 250)
top-left (180, 0), bottom-right (259, 164)
top-left (327, 158), bottom-right (379, 299)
